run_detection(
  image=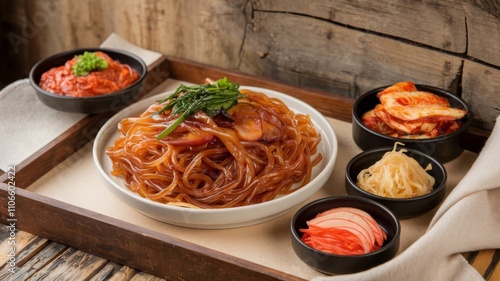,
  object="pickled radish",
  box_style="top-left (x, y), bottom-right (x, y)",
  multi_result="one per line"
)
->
top-left (317, 207), bottom-right (386, 246)
top-left (300, 207), bottom-right (387, 255)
